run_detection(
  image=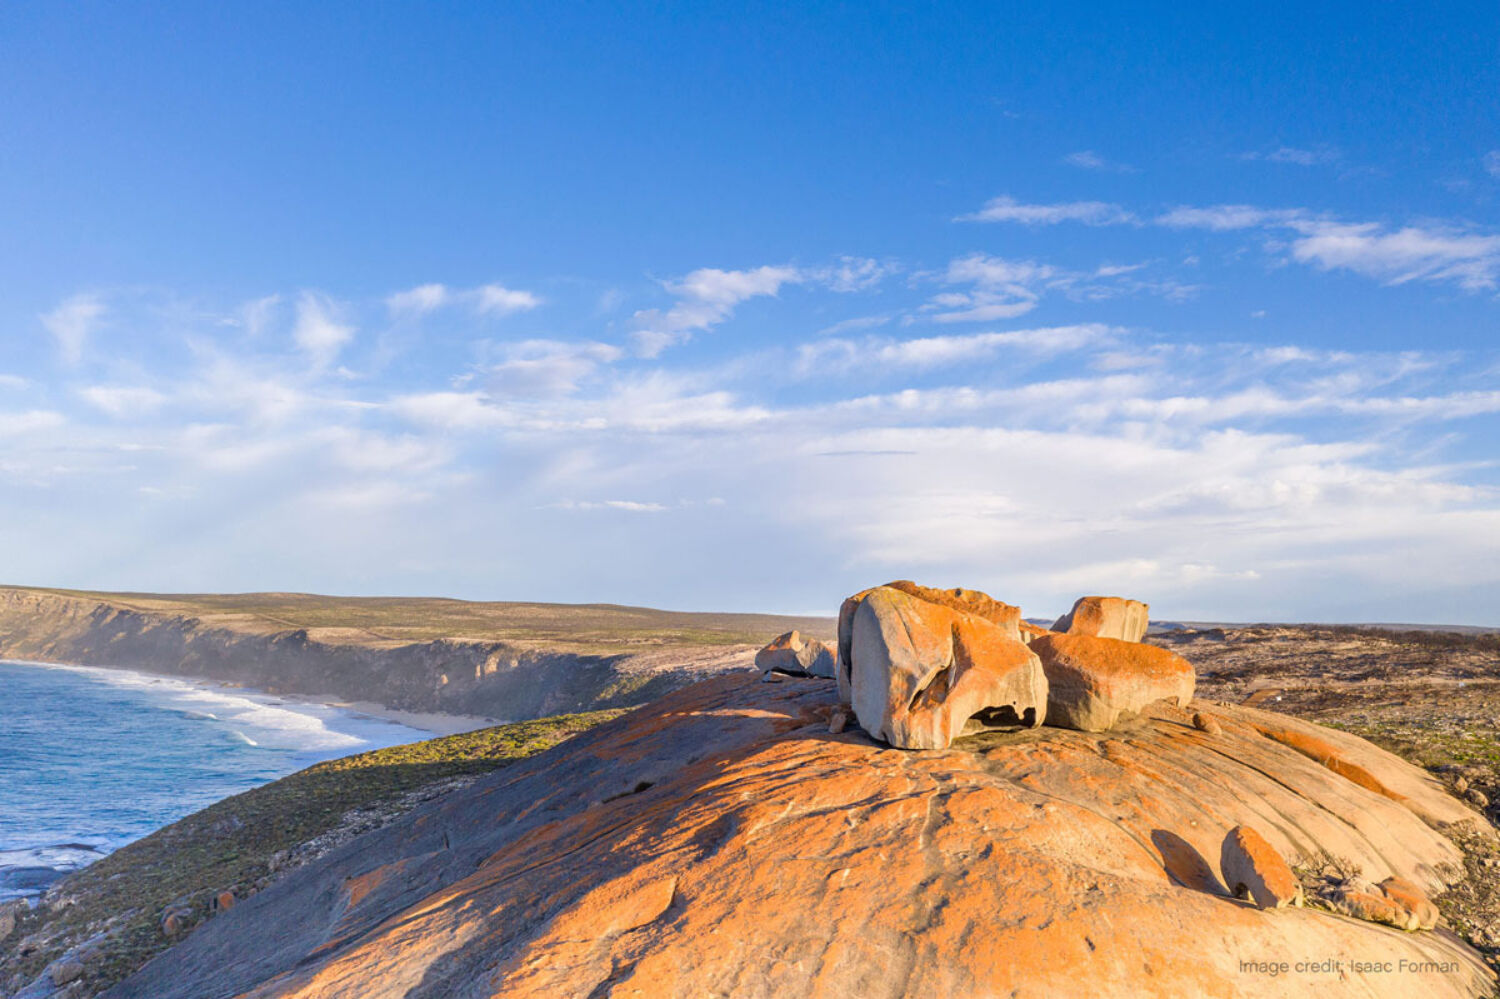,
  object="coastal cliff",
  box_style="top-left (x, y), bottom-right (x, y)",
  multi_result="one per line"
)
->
top-left (0, 587), bottom-right (831, 719)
